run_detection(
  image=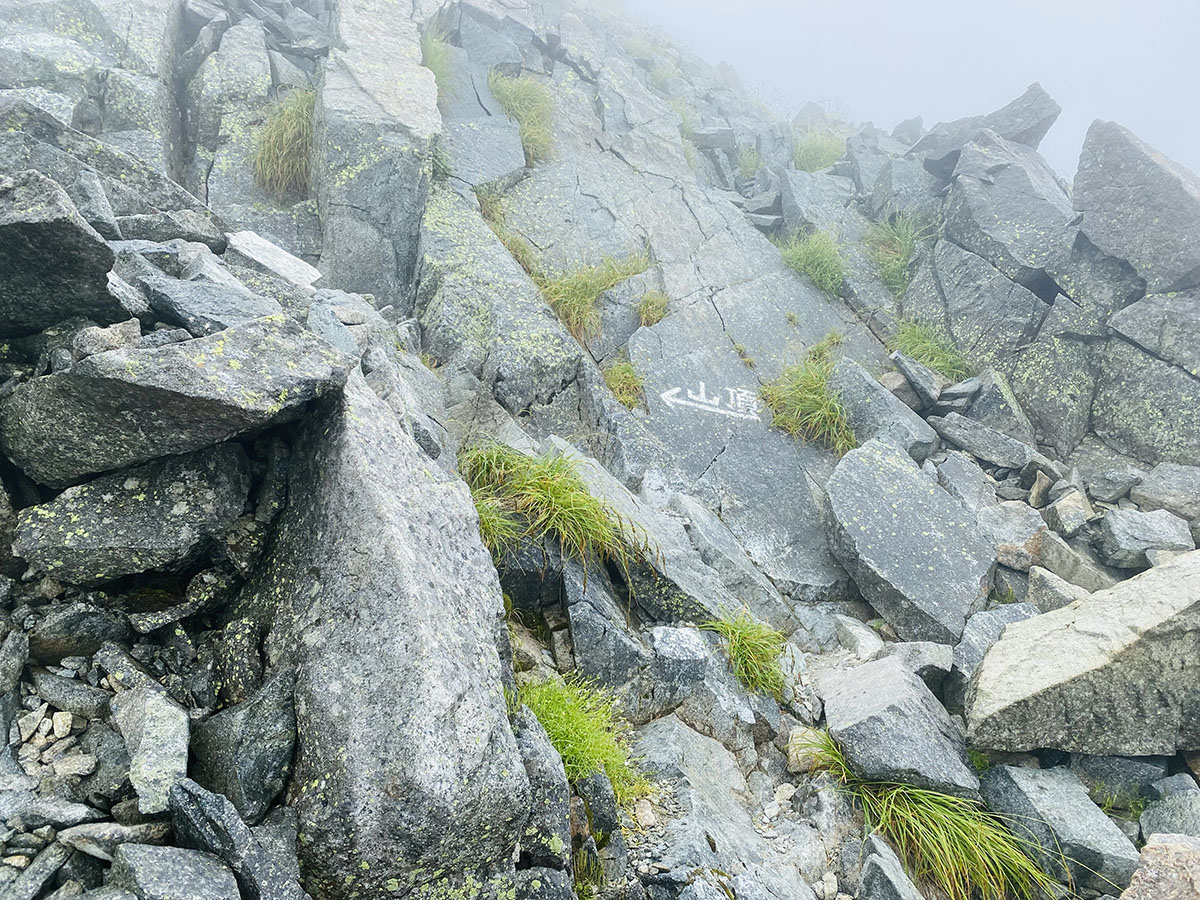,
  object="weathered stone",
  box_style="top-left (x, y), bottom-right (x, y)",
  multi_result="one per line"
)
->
top-left (927, 413), bottom-right (1034, 469)
top-left (71, 319), bottom-right (142, 358)
top-left (1069, 754), bottom-right (1170, 807)
top-left (14, 443), bottom-right (249, 585)
top-left (0, 791), bottom-right (102, 829)
top-left (2, 843), bottom-right (69, 900)
top-left (1042, 489), bottom-right (1095, 539)
top-left (30, 671), bottom-right (110, 719)
top-left (1130, 462), bottom-right (1200, 521)
top-left (30, 603), bottom-right (132, 661)
top-left (110, 686), bottom-right (189, 814)
top-left (936, 450), bottom-right (997, 513)
top-left (819, 656), bottom-right (978, 797)
top-left (1099, 508), bottom-right (1194, 568)
top-left (1034, 530), bottom-right (1119, 592)
top-left (965, 370), bottom-right (1037, 445)
top-left (968, 551), bottom-right (1200, 754)
top-left (945, 603), bottom-right (1038, 709)
top-left (1140, 792), bottom-right (1200, 838)
top-left (1120, 833), bottom-right (1200, 900)
top-left (109, 844), bottom-right (239, 900)
top-left (58, 821), bottom-right (171, 862)
top-left (137, 275), bottom-right (283, 337)
top-left (1110, 293), bottom-right (1200, 377)
top-left (977, 501), bottom-right (1048, 571)
top-left (0, 170), bottom-right (122, 337)
top-left (224, 231), bottom-right (321, 289)
top-left (511, 707), bottom-right (571, 871)
top-left (824, 440), bottom-right (994, 643)
top-left (889, 352), bottom-right (942, 408)
top-left (1074, 120), bottom-right (1200, 293)
top-left (0, 316), bottom-right (351, 486)
top-left (860, 836), bottom-right (925, 900)
top-left (828, 359), bottom-right (937, 462)
top-left (882, 641), bottom-right (953, 692)
top-left (1026, 565), bottom-right (1091, 613)
top-left (980, 765), bottom-right (1138, 893)
top-left (115, 211), bottom-right (226, 253)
